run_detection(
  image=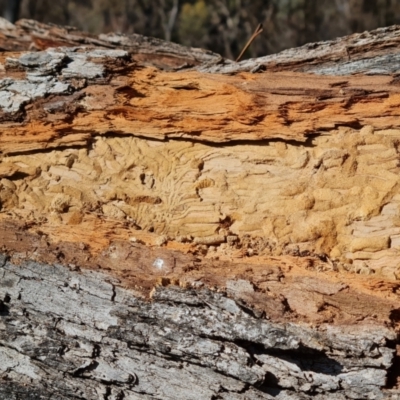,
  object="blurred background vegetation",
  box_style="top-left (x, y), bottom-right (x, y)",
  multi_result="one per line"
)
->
top-left (1, 0), bottom-right (400, 59)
